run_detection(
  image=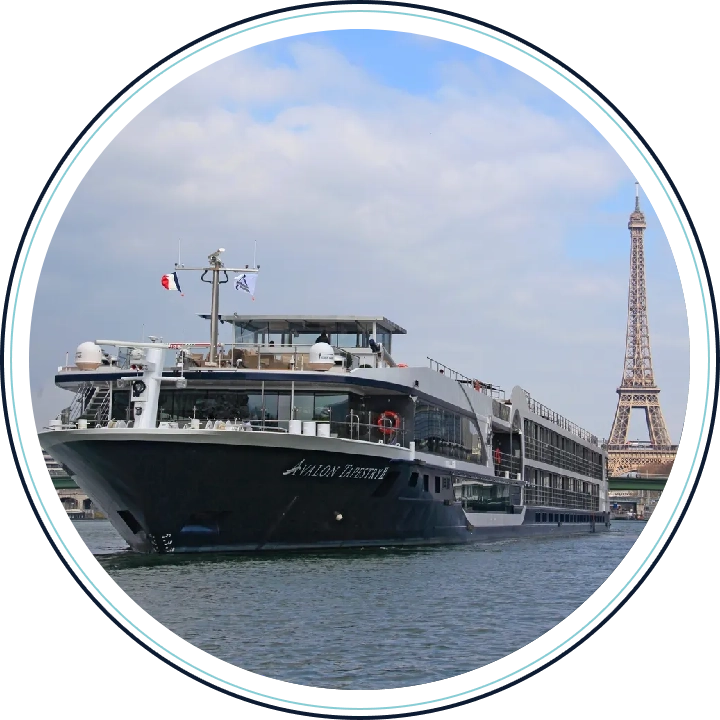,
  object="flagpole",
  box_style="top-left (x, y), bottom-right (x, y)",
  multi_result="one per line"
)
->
top-left (208, 250), bottom-right (223, 366)
top-left (253, 239), bottom-right (257, 269)
top-left (171, 248), bottom-right (258, 364)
